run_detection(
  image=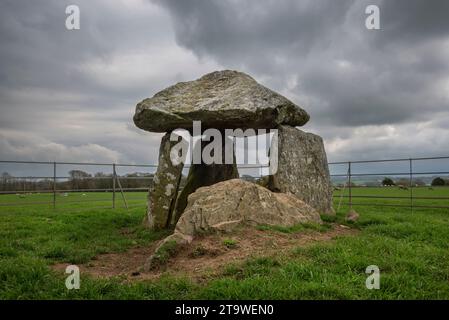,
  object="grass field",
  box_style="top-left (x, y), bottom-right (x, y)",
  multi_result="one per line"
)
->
top-left (334, 186), bottom-right (449, 208)
top-left (0, 187), bottom-right (448, 299)
top-left (0, 191), bottom-right (147, 209)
